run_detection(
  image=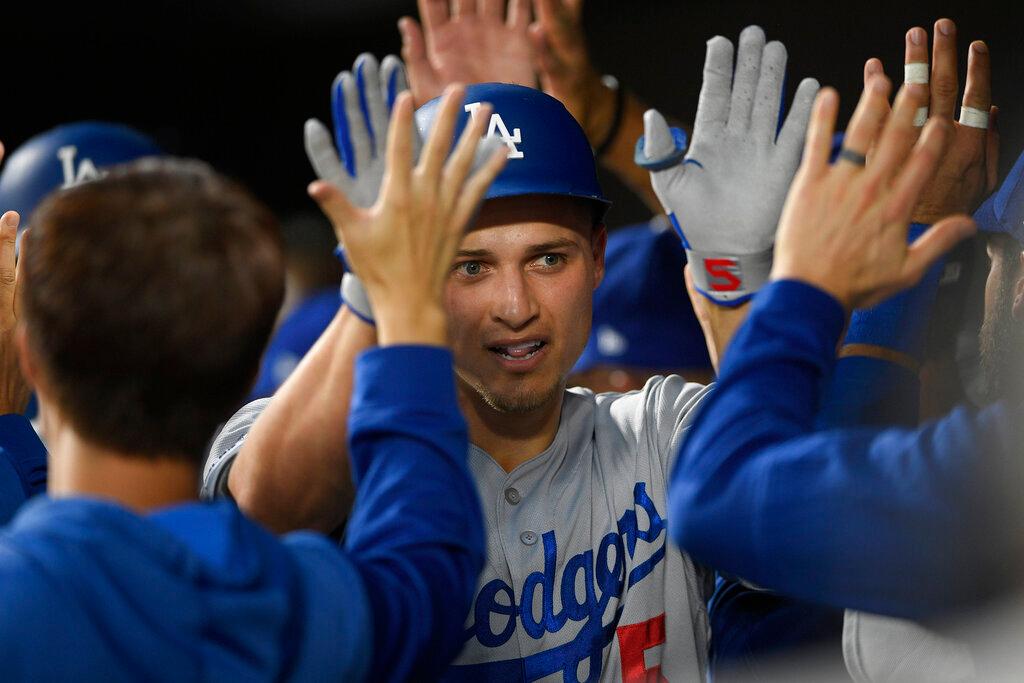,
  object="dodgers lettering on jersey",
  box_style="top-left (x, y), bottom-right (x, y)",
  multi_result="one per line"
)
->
top-left (462, 482), bottom-right (667, 681)
top-left (446, 378), bottom-right (715, 682)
